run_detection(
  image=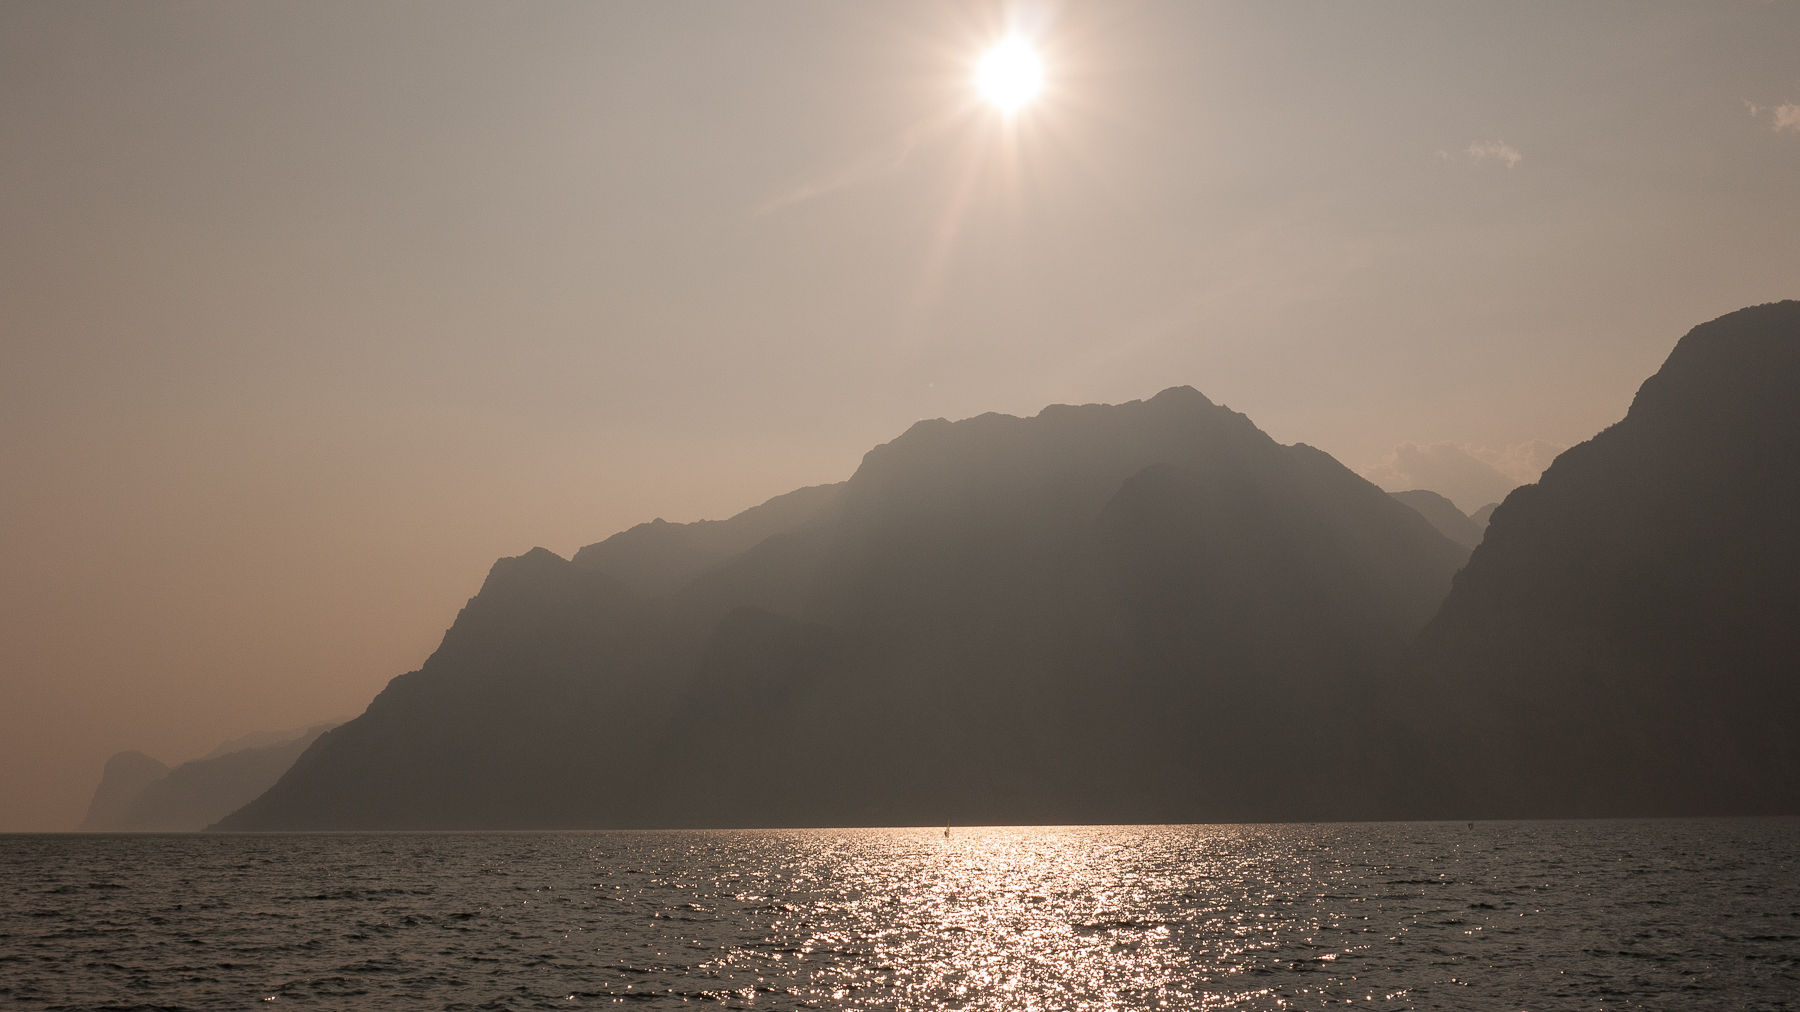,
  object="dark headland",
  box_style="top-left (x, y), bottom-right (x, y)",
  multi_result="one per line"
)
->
top-left (214, 301), bottom-right (1800, 830)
